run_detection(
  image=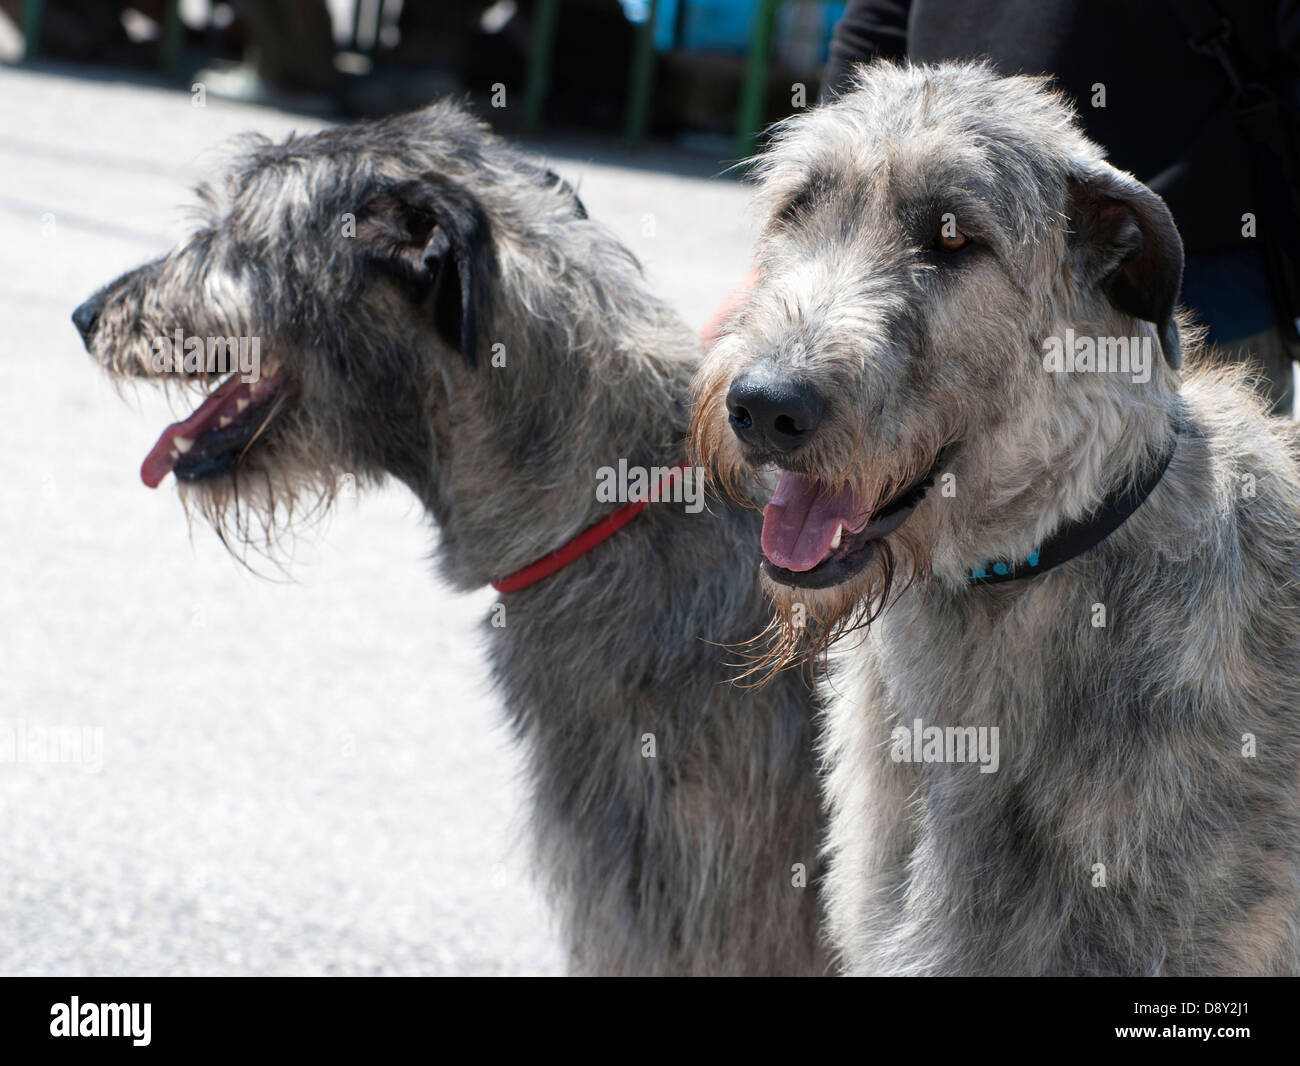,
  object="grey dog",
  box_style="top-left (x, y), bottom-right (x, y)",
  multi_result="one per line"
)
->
top-left (693, 61), bottom-right (1300, 975)
top-left (72, 102), bottom-right (827, 976)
